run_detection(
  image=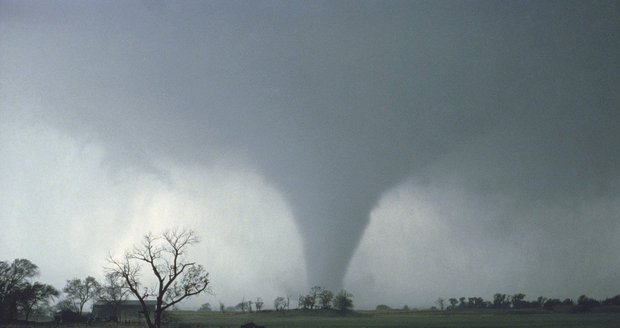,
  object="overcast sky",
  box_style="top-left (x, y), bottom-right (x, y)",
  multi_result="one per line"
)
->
top-left (1, 0), bottom-right (619, 309)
